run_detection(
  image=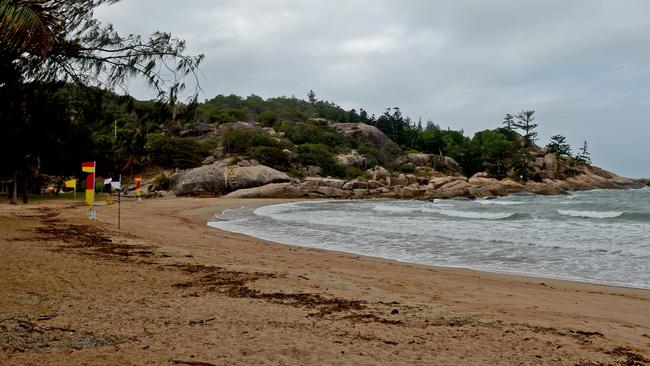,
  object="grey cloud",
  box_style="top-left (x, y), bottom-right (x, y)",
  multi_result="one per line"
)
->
top-left (95, 0), bottom-right (650, 177)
